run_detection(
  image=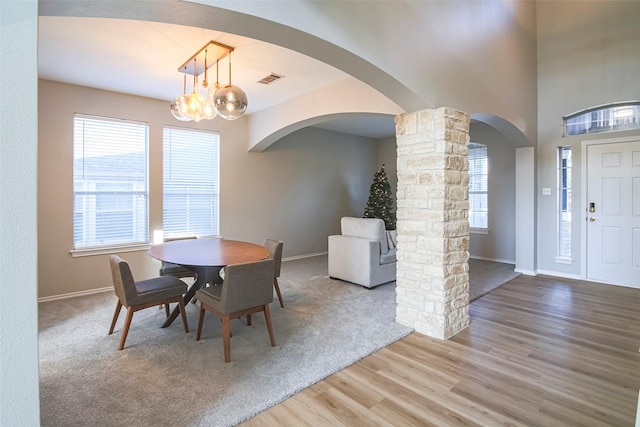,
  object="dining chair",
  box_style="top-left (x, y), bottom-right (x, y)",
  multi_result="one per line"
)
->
top-left (159, 235), bottom-right (197, 315)
top-left (195, 259), bottom-right (276, 362)
top-left (108, 255), bottom-right (189, 350)
top-left (159, 235), bottom-right (198, 279)
top-left (263, 238), bottom-right (284, 308)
